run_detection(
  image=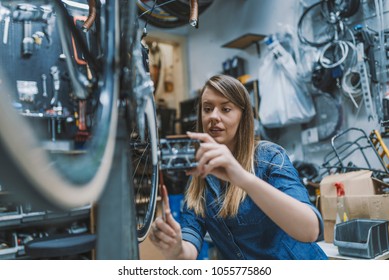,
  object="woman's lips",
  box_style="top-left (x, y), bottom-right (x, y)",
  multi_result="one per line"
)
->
top-left (209, 127), bottom-right (223, 135)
